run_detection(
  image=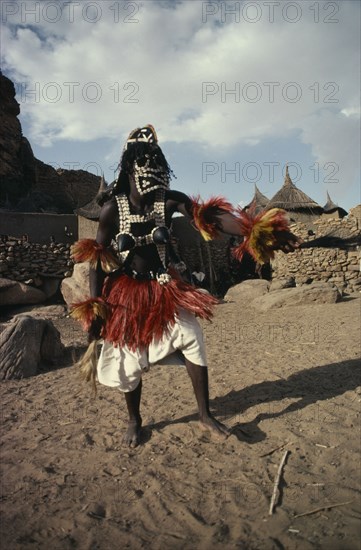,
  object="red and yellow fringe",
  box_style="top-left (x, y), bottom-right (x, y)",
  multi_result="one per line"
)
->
top-left (102, 272), bottom-right (218, 351)
top-left (233, 207), bottom-right (290, 265)
top-left (191, 196), bottom-right (234, 241)
top-left (70, 297), bottom-right (109, 331)
top-left (70, 239), bottom-right (119, 272)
